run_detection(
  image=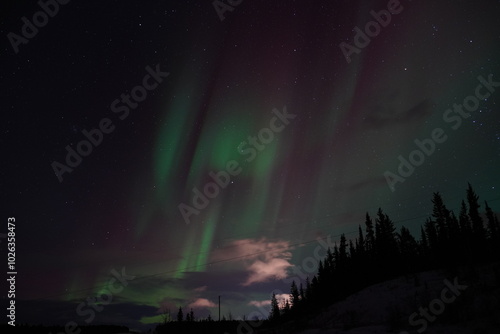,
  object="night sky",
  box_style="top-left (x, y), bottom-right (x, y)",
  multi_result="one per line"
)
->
top-left (1, 0), bottom-right (500, 331)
